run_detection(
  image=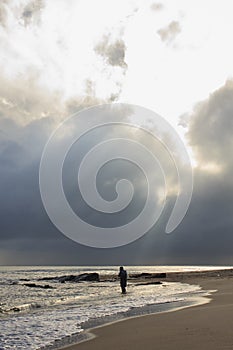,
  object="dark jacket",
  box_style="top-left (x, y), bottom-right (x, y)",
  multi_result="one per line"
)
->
top-left (118, 269), bottom-right (127, 287)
